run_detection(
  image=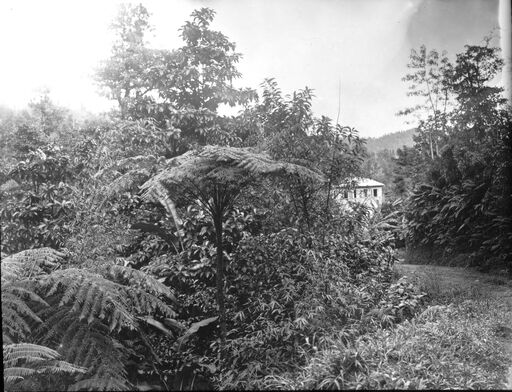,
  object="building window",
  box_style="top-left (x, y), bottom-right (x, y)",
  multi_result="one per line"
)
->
top-left (344, 191), bottom-right (348, 199)
top-left (353, 190), bottom-right (357, 198)
top-left (373, 188), bottom-right (378, 197)
top-left (363, 189), bottom-right (368, 197)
